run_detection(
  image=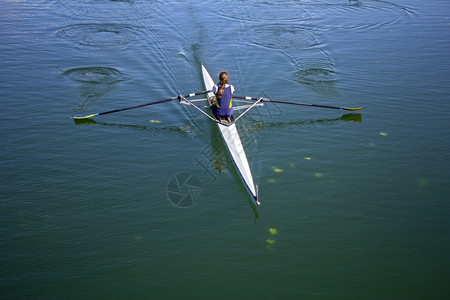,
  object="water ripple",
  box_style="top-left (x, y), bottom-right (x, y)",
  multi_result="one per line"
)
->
top-left (250, 24), bottom-right (319, 50)
top-left (289, 50), bottom-right (340, 96)
top-left (214, 1), bottom-right (310, 23)
top-left (63, 67), bottom-right (126, 113)
top-left (63, 66), bottom-right (126, 84)
top-left (53, 0), bottom-right (157, 20)
top-left (299, 0), bottom-right (415, 30)
top-left (213, 0), bottom-right (413, 30)
top-left (56, 23), bottom-right (143, 50)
